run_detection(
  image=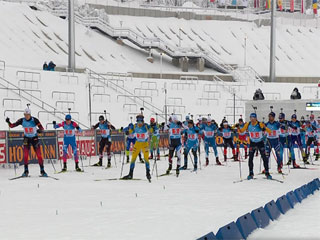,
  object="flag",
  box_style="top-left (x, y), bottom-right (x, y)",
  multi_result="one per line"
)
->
top-left (301, 0), bottom-right (304, 13)
top-left (313, 0), bottom-right (318, 14)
